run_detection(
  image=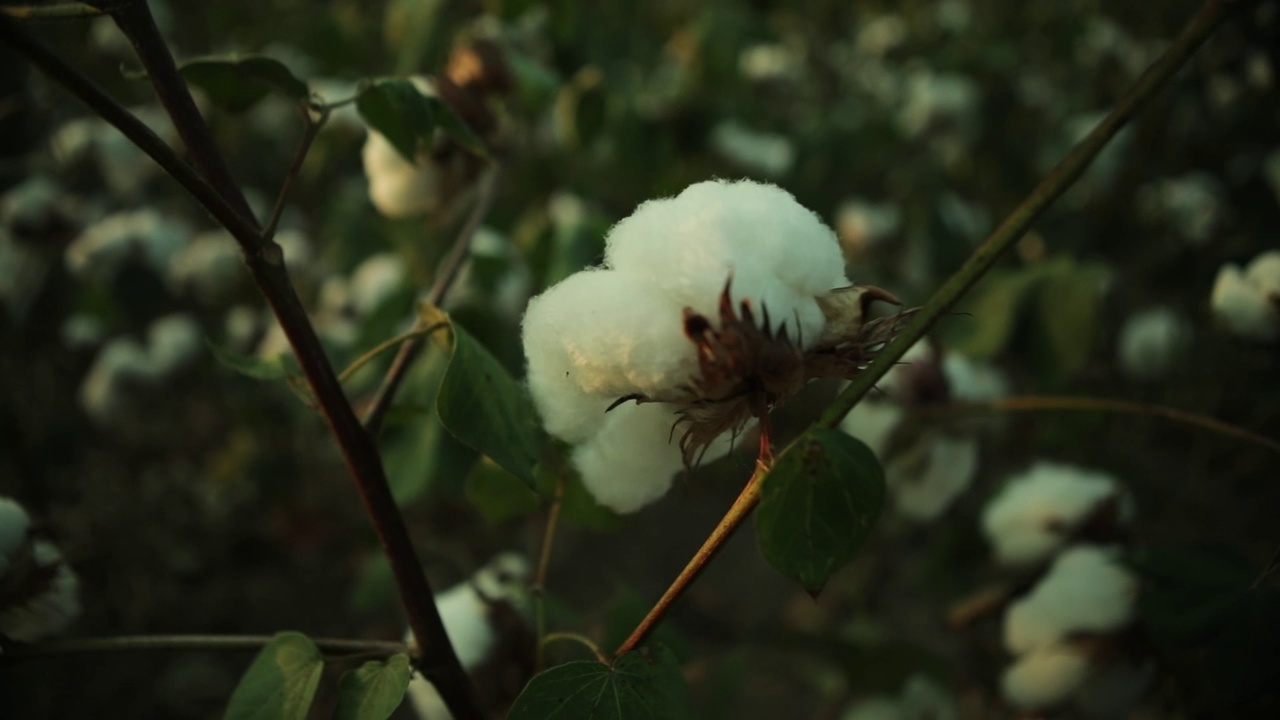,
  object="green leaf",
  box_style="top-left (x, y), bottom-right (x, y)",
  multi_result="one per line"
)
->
top-left (334, 654), bottom-right (412, 720)
top-left (357, 78), bottom-right (436, 163)
top-left (944, 267), bottom-right (1041, 359)
top-left (423, 304), bottom-right (544, 487)
top-left (1032, 261), bottom-right (1108, 382)
top-left (1130, 545), bottom-right (1258, 647)
top-left (756, 428), bottom-right (885, 594)
top-left (507, 644), bottom-right (693, 720)
top-left (207, 339), bottom-right (300, 381)
top-left (222, 632), bottom-right (324, 720)
top-left (424, 94), bottom-right (489, 158)
top-left (465, 458), bottom-right (540, 525)
top-left (180, 55), bottom-right (309, 113)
